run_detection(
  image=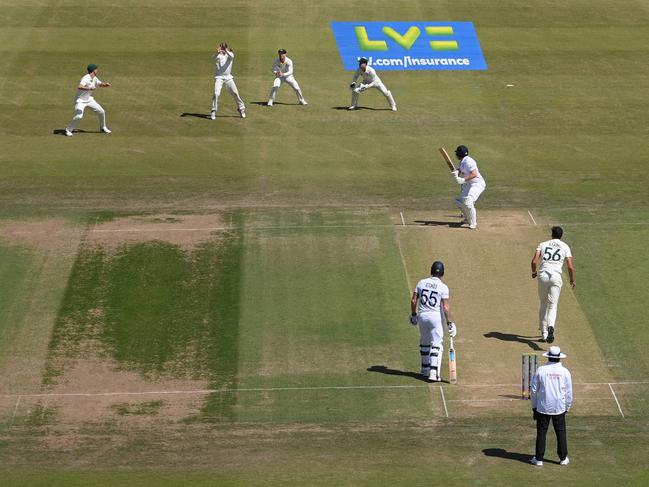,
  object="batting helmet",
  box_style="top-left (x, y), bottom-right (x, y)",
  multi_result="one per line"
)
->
top-left (455, 145), bottom-right (469, 158)
top-left (431, 261), bottom-right (445, 277)
top-left (278, 48), bottom-right (287, 55)
top-left (358, 57), bottom-right (369, 65)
